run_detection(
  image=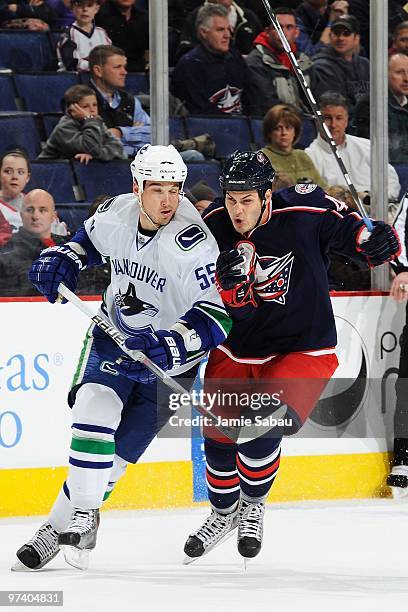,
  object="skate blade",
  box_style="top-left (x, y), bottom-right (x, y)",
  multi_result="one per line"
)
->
top-left (391, 486), bottom-right (408, 499)
top-left (183, 526), bottom-right (237, 565)
top-left (11, 560), bottom-right (40, 572)
top-left (243, 558), bottom-right (251, 571)
top-left (60, 545), bottom-right (90, 570)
